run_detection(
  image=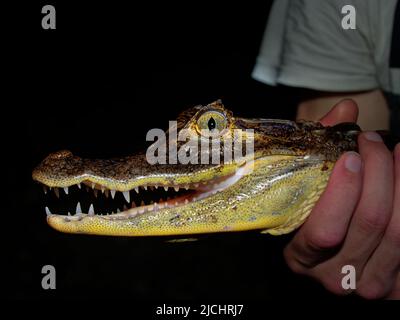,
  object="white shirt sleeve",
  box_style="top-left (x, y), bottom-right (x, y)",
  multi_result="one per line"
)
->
top-left (252, 0), bottom-right (381, 92)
